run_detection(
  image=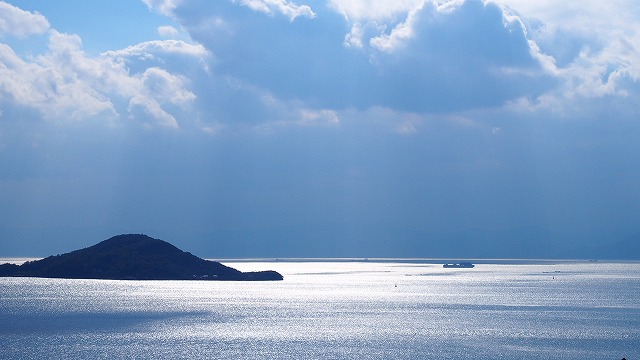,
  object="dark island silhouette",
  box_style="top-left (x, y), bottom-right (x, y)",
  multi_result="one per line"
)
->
top-left (0, 234), bottom-right (283, 281)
